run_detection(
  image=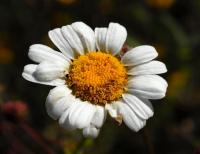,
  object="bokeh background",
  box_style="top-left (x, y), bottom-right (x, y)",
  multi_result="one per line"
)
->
top-left (0, 0), bottom-right (200, 154)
